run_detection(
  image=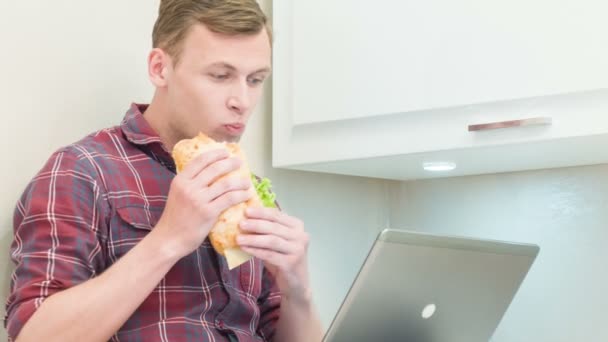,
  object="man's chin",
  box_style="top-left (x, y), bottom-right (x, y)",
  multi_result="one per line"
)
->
top-left (226, 136), bottom-right (241, 143)
top-left (210, 132), bottom-right (241, 143)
